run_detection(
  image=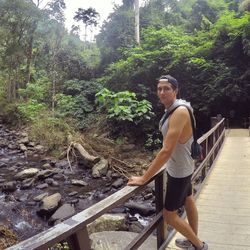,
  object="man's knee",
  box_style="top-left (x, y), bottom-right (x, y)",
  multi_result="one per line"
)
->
top-left (163, 209), bottom-right (178, 226)
top-left (185, 195), bottom-right (195, 207)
